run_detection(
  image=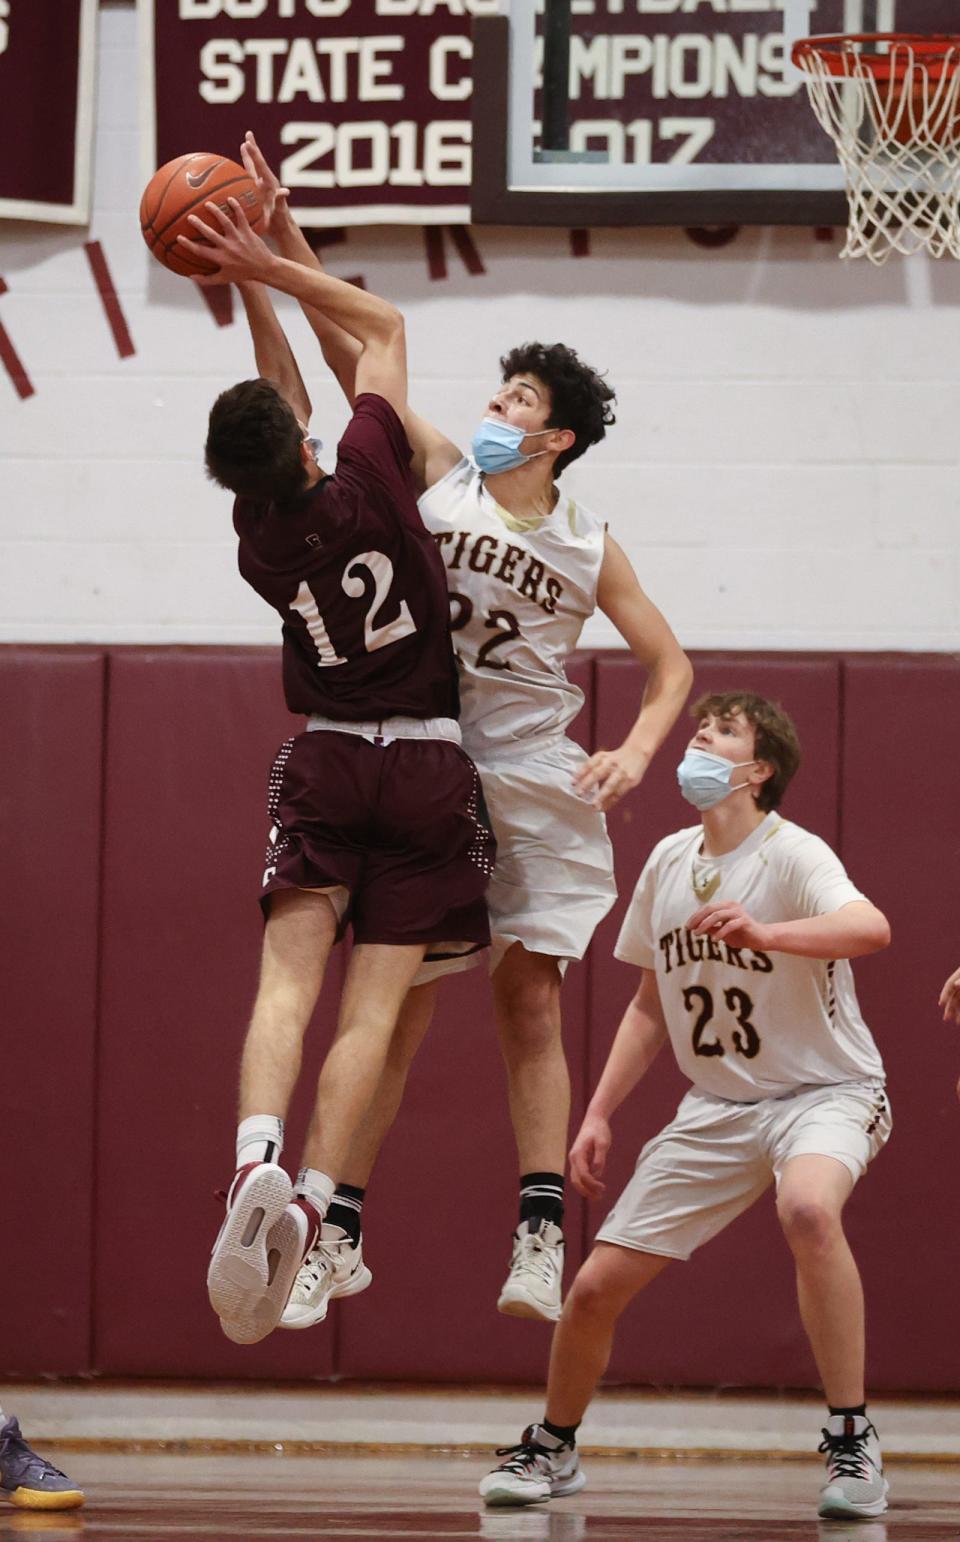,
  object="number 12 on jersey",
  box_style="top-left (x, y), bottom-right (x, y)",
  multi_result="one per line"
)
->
top-left (290, 551), bottom-right (416, 668)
